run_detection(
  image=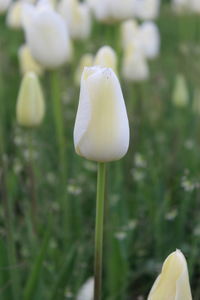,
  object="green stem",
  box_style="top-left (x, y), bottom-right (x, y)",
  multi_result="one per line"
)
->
top-left (94, 163), bottom-right (106, 300)
top-left (50, 71), bottom-right (67, 179)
